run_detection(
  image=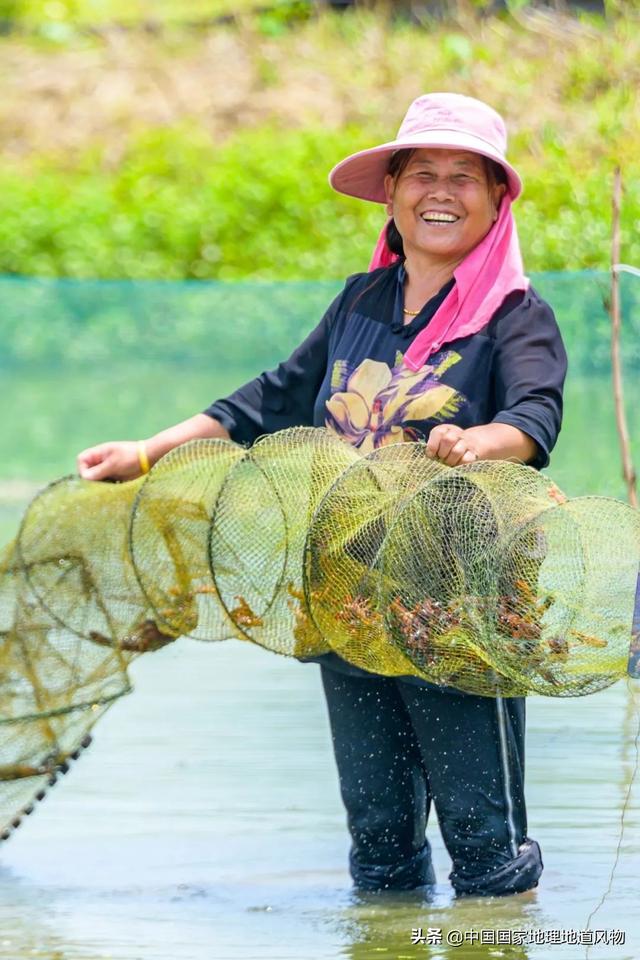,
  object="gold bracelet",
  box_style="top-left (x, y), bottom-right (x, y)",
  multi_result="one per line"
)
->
top-left (137, 441), bottom-right (150, 475)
